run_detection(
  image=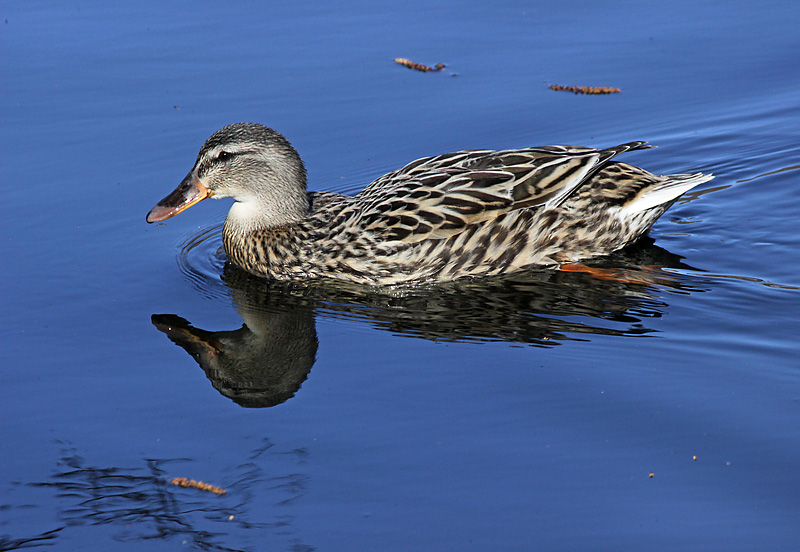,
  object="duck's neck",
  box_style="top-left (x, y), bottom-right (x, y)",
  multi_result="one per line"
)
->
top-left (225, 188), bottom-right (310, 235)
top-left (222, 194), bottom-right (311, 278)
